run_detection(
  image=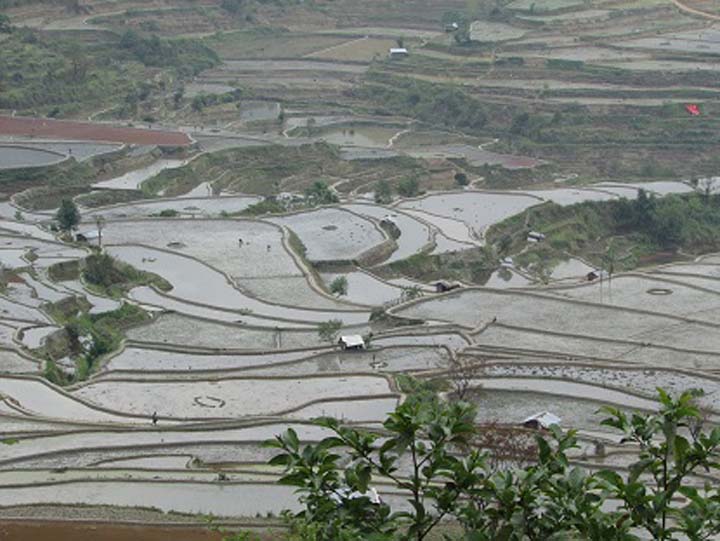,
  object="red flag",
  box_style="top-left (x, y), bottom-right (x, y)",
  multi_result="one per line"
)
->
top-left (685, 104), bottom-right (700, 116)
